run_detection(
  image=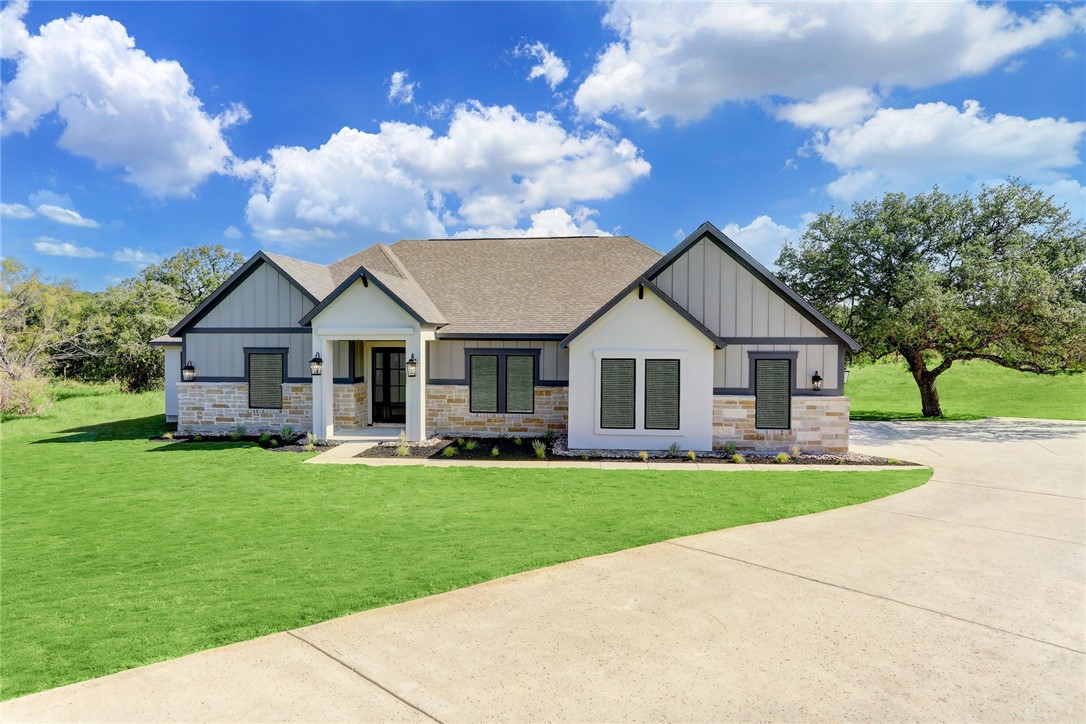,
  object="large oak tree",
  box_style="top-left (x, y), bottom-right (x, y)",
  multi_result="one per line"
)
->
top-left (776, 181), bottom-right (1086, 417)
